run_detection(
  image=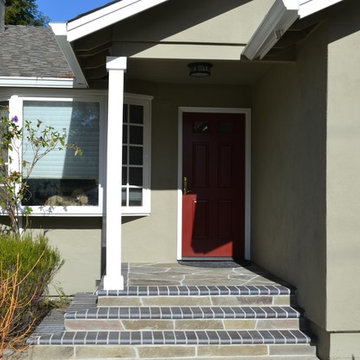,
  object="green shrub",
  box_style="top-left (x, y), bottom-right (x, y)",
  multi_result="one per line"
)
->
top-left (0, 233), bottom-right (64, 338)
